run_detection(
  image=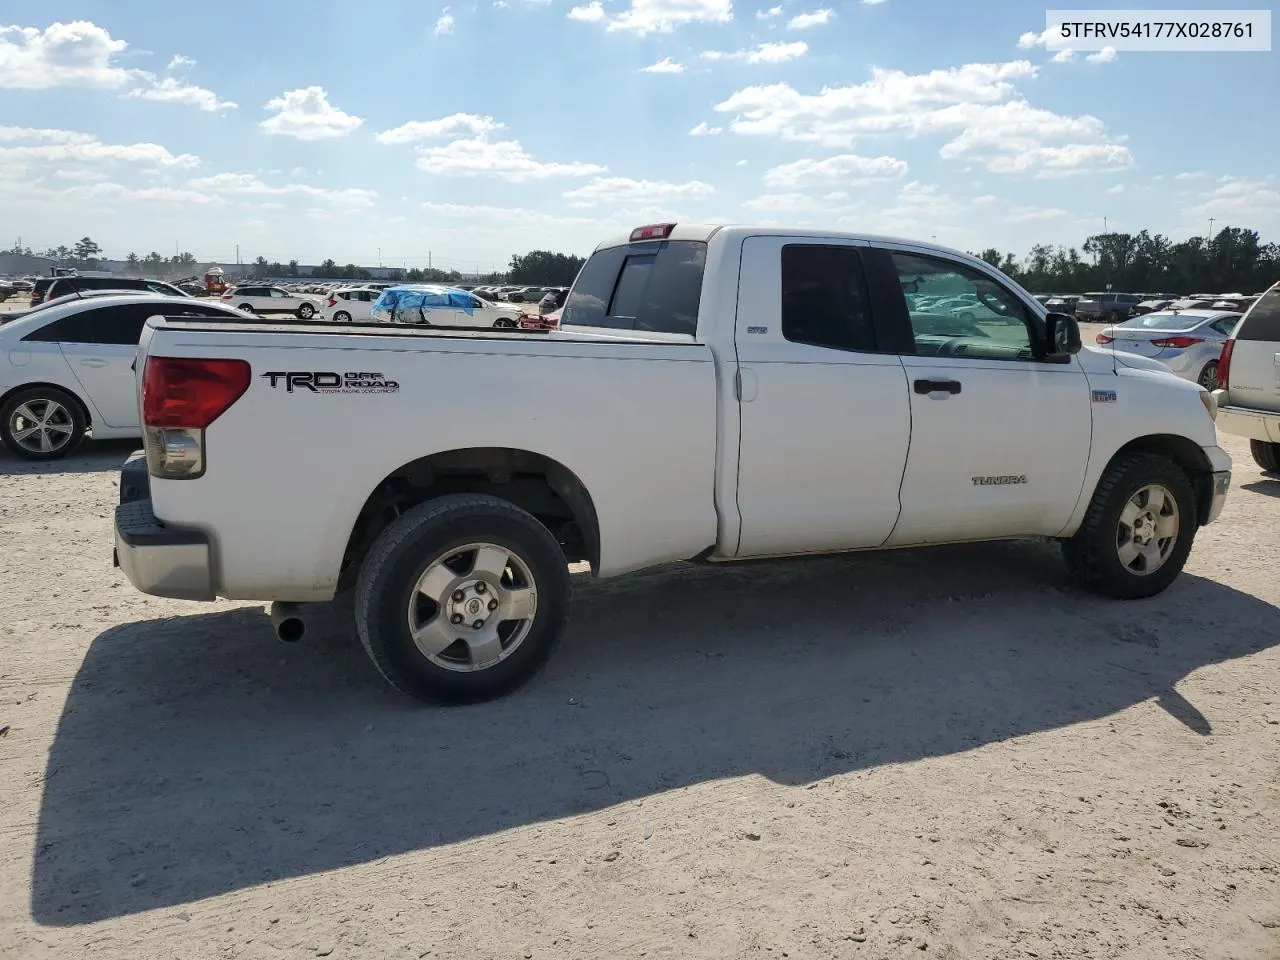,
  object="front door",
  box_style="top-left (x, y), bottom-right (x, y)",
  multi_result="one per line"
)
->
top-left (733, 236), bottom-right (912, 557)
top-left (873, 247), bottom-right (1092, 546)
